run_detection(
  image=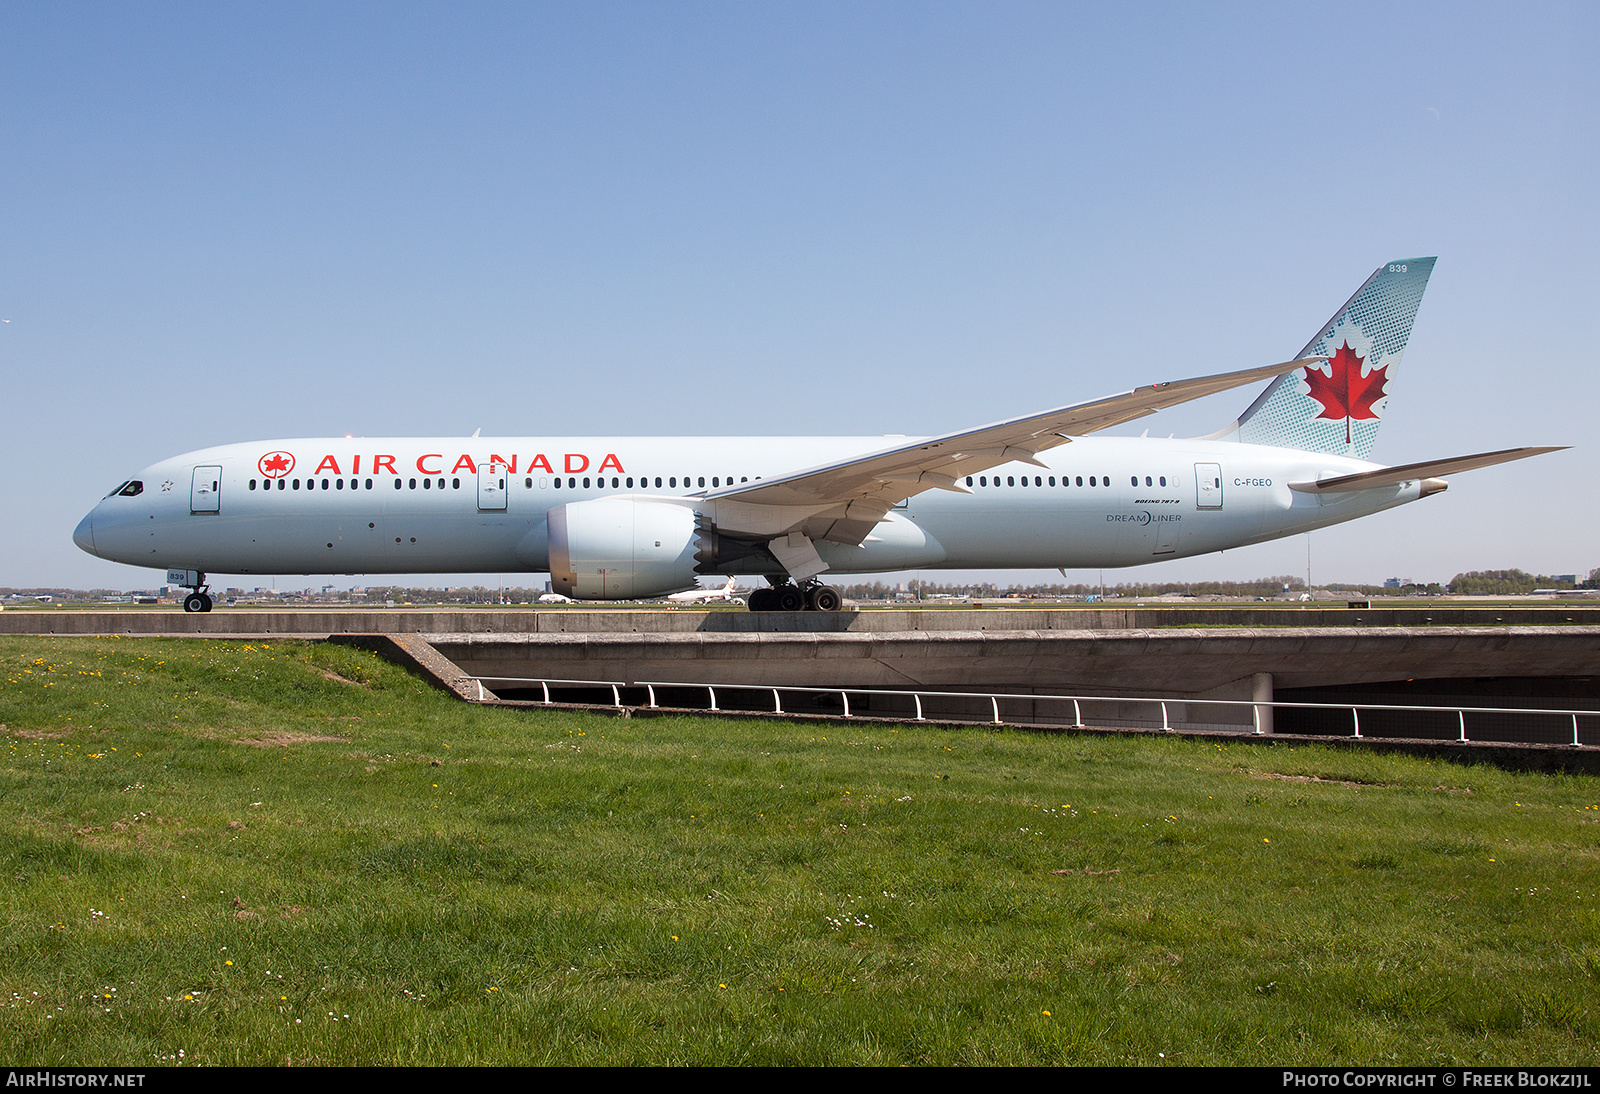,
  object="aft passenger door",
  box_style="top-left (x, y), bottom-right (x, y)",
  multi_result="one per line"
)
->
top-left (191, 466), bottom-right (222, 513)
top-left (1195, 463), bottom-right (1223, 510)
